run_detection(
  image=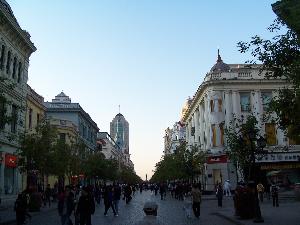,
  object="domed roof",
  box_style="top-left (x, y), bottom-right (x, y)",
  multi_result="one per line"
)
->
top-left (210, 50), bottom-right (230, 73)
